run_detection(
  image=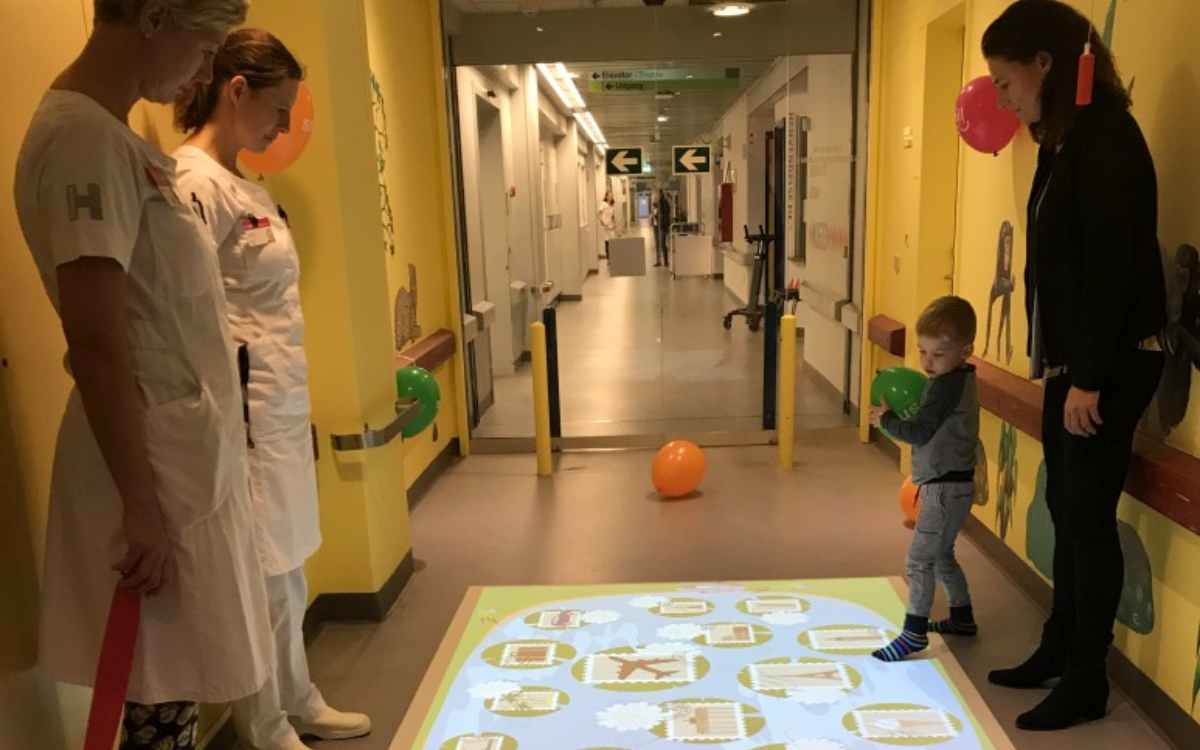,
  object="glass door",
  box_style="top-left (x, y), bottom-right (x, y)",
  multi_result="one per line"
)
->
top-left (443, 1), bottom-right (864, 445)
